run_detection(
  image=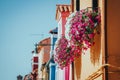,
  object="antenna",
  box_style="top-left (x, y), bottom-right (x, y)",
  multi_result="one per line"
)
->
top-left (30, 33), bottom-right (44, 38)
